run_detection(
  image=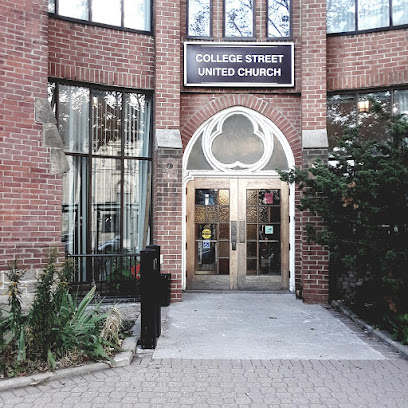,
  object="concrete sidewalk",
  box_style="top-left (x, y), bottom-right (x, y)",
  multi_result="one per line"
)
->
top-left (153, 292), bottom-right (387, 360)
